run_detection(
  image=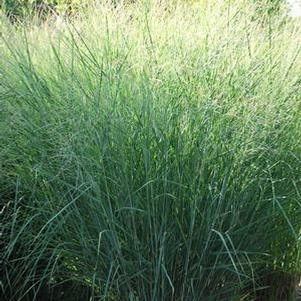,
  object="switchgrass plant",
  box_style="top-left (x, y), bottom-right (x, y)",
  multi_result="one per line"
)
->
top-left (0, 1), bottom-right (301, 300)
